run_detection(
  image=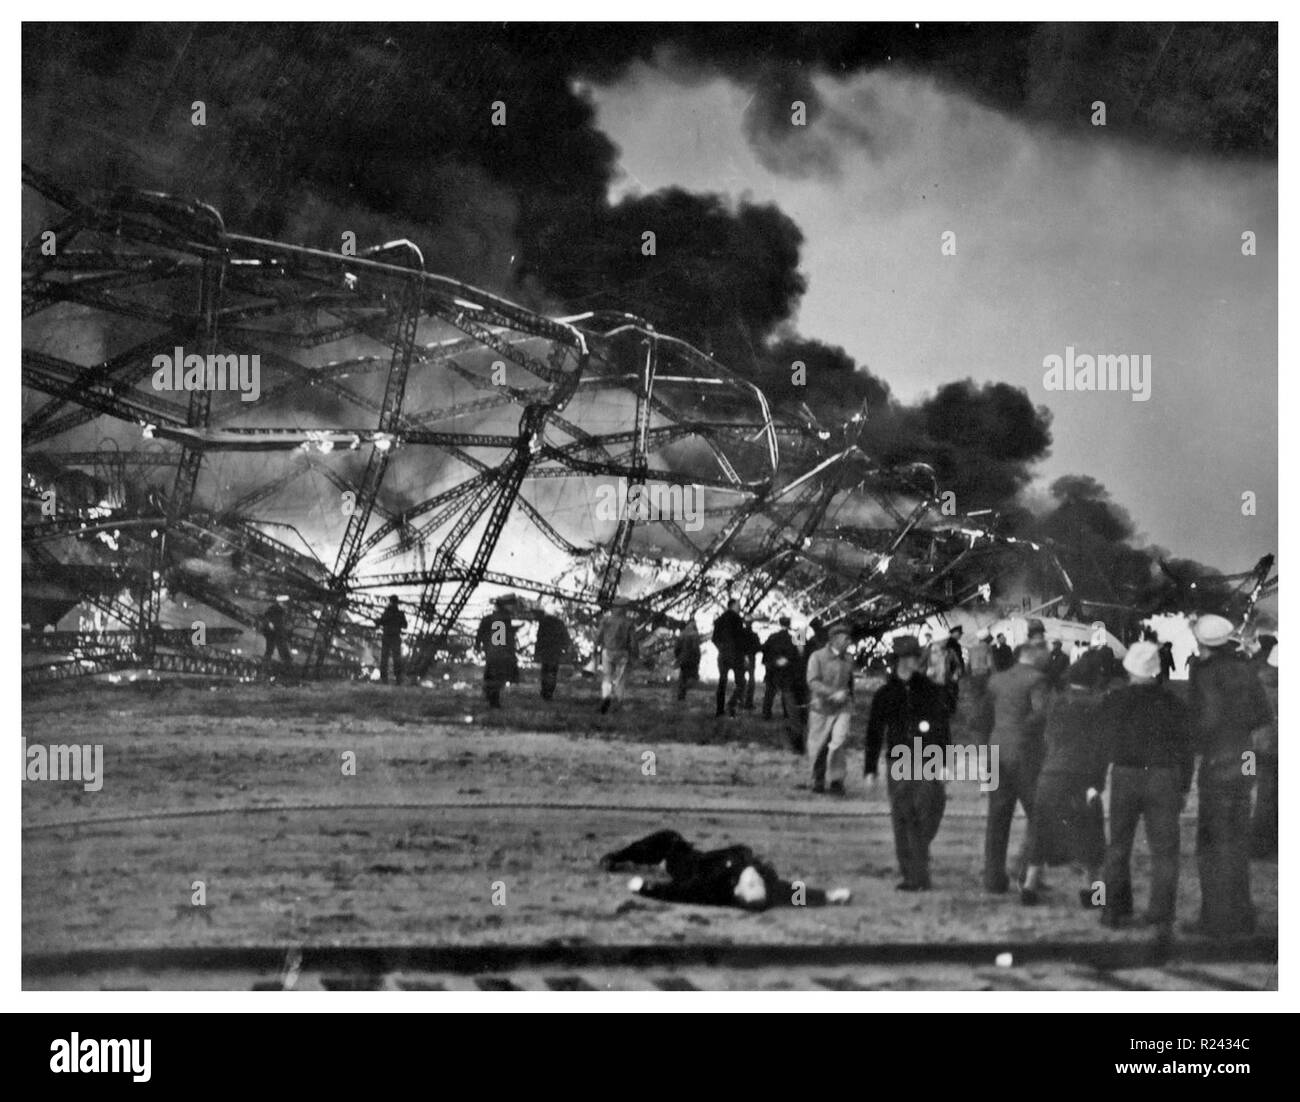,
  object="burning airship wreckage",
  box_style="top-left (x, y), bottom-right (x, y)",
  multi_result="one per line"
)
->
top-left (22, 168), bottom-right (1040, 687)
